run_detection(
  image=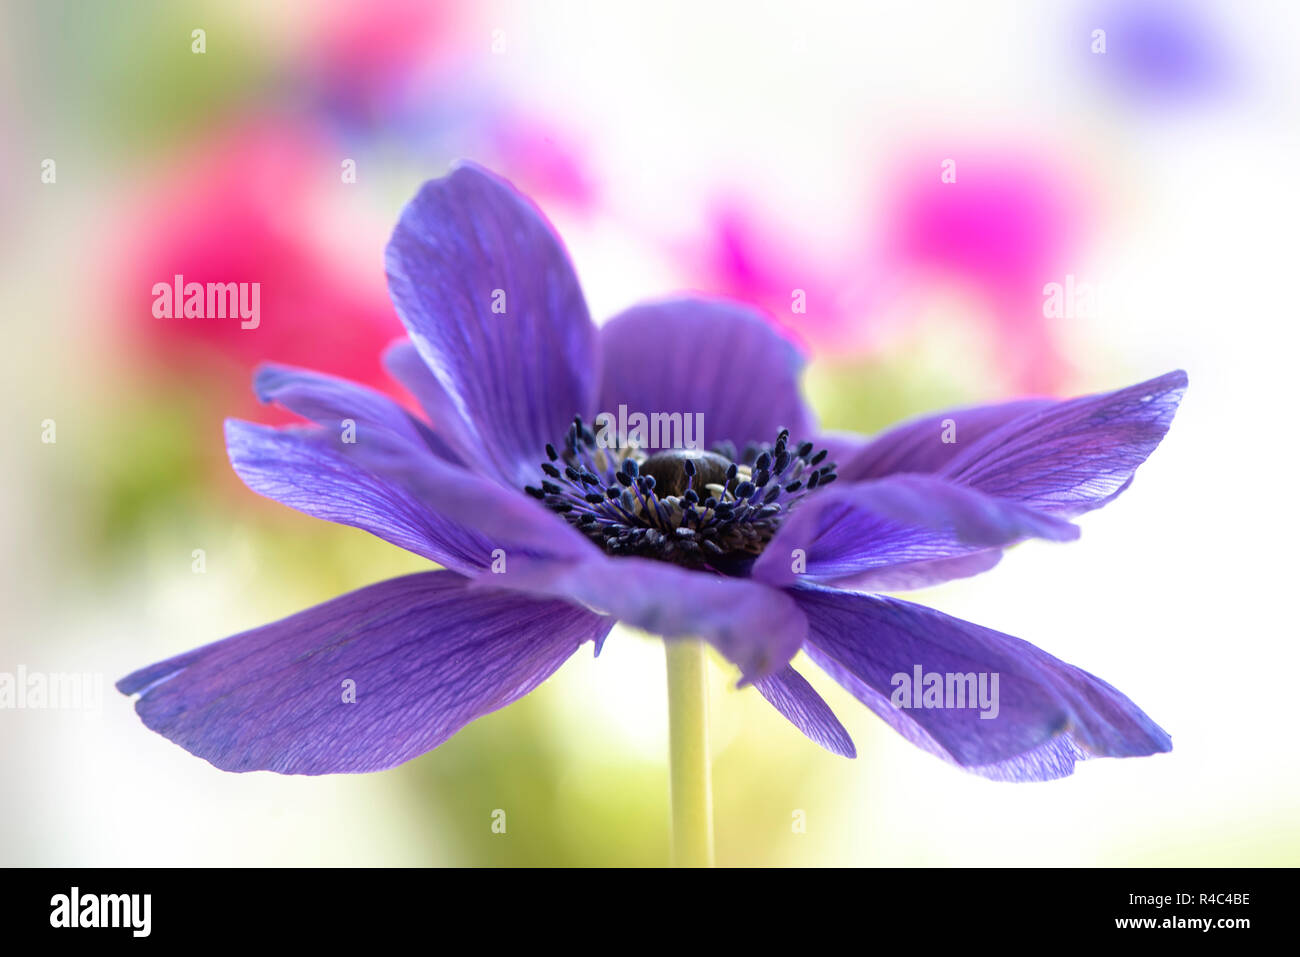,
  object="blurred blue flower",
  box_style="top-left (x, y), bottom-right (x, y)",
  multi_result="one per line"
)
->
top-left (1084, 0), bottom-right (1232, 105)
